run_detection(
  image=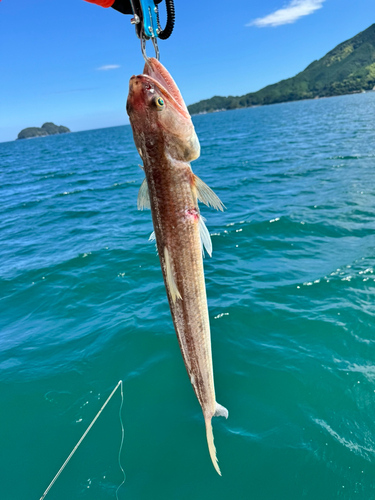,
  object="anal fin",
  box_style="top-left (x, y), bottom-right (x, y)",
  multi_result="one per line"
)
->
top-left (164, 247), bottom-right (182, 303)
